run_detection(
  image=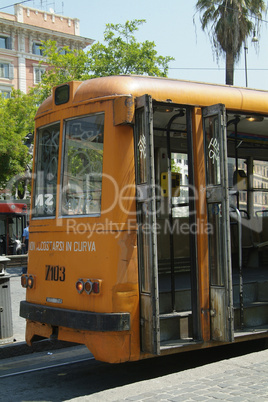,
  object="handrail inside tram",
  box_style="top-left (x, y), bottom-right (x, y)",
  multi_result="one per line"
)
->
top-left (230, 205), bottom-right (244, 329)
